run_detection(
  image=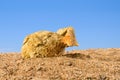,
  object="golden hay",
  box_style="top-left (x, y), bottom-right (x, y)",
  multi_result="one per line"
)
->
top-left (21, 27), bottom-right (78, 58)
